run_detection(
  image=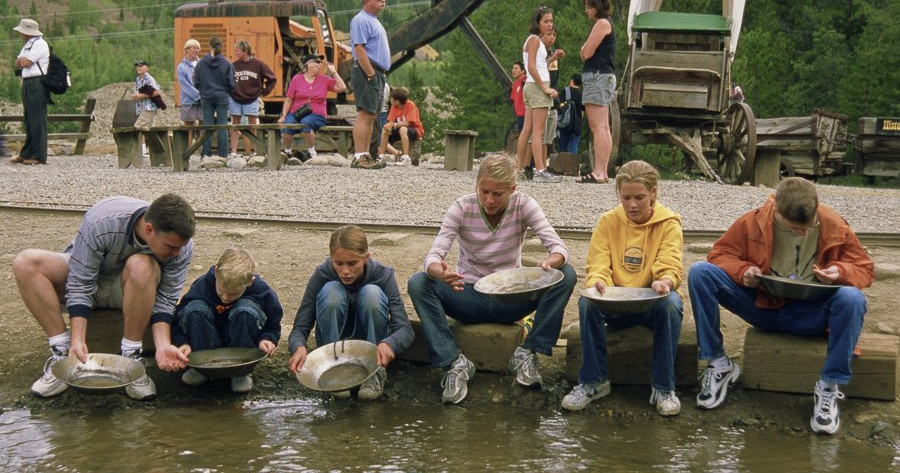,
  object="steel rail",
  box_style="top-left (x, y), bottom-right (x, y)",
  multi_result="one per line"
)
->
top-left (1, 203), bottom-right (898, 246)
